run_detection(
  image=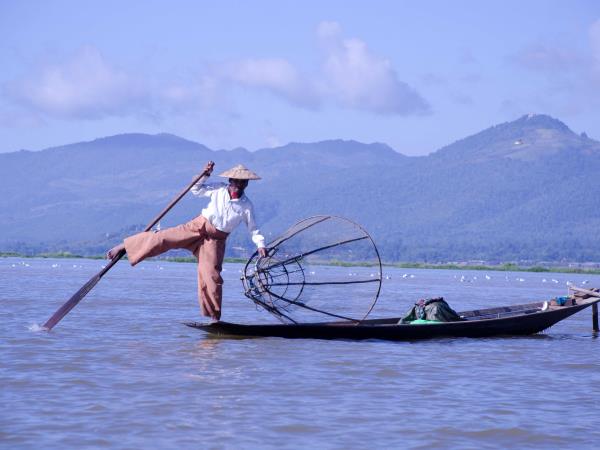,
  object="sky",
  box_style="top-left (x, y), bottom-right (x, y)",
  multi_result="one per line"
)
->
top-left (1, 0), bottom-right (600, 155)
